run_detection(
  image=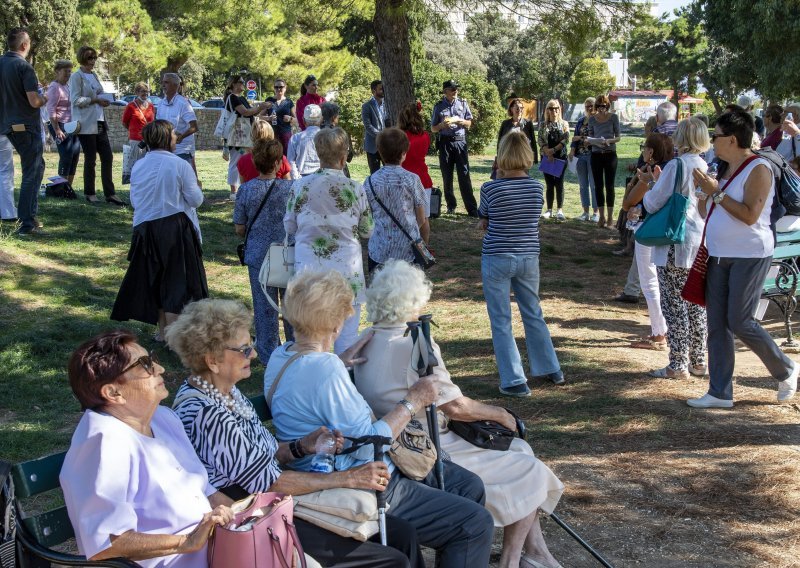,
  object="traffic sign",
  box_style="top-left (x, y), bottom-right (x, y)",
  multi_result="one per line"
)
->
top-left (246, 90), bottom-right (257, 100)
top-left (246, 80), bottom-right (257, 90)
